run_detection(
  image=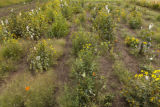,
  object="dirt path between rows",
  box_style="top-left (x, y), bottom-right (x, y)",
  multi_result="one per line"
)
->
top-left (54, 25), bottom-right (74, 85)
top-left (115, 25), bottom-right (140, 73)
top-left (53, 24), bottom-right (75, 106)
top-left (0, 1), bottom-right (37, 18)
top-left (99, 56), bottom-right (128, 107)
